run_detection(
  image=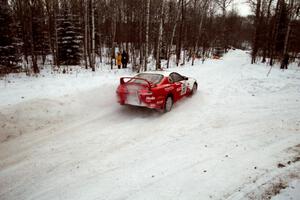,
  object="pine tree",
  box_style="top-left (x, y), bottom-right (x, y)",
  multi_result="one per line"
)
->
top-left (57, 5), bottom-right (82, 66)
top-left (0, 0), bottom-right (20, 73)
